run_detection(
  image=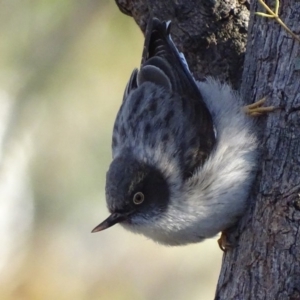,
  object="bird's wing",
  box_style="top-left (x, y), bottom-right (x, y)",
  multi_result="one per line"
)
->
top-left (115, 18), bottom-right (216, 178)
top-left (141, 18), bottom-right (216, 178)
